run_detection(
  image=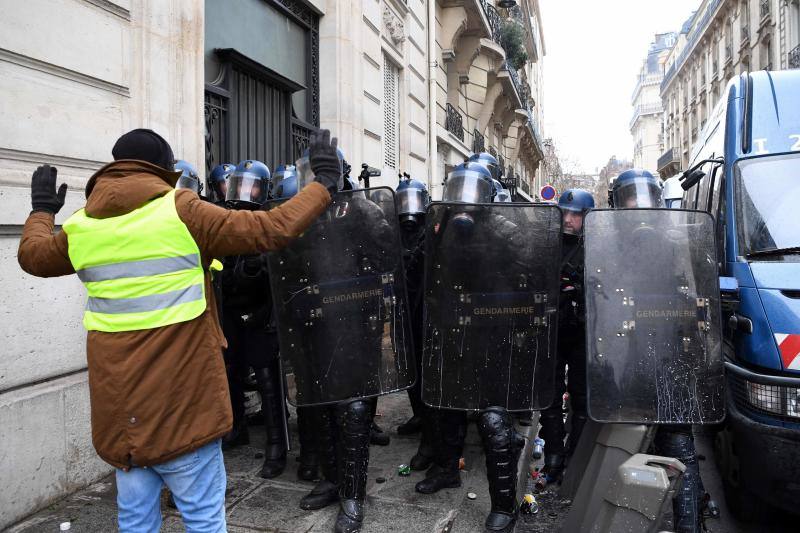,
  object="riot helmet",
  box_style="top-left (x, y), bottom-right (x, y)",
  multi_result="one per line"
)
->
top-left (468, 152), bottom-right (501, 181)
top-left (443, 162), bottom-right (494, 204)
top-left (272, 165), bottom-right (297, 199)
top-left (558, 188), bottom-right (595, 235)
top-left (611, 169), bottom-right (663, 208)
top-left (174, 160), bottom-right (202, 195)
top-left (208, 163), bottom-right (235, 203)
top-left (296, 146), bottom-right (345, 193)
top-left (396, 177), bottom-right (430, 229)
top-left (227, 160), bottom-right (270, 207)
